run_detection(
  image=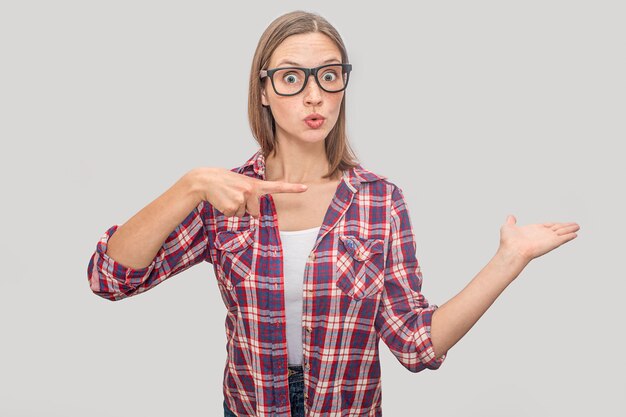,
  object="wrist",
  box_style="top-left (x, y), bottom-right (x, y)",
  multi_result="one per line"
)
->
top-left (184, 167), bottom-right (212, 205)
top-left (495, 245), bottom-right (532, 269)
